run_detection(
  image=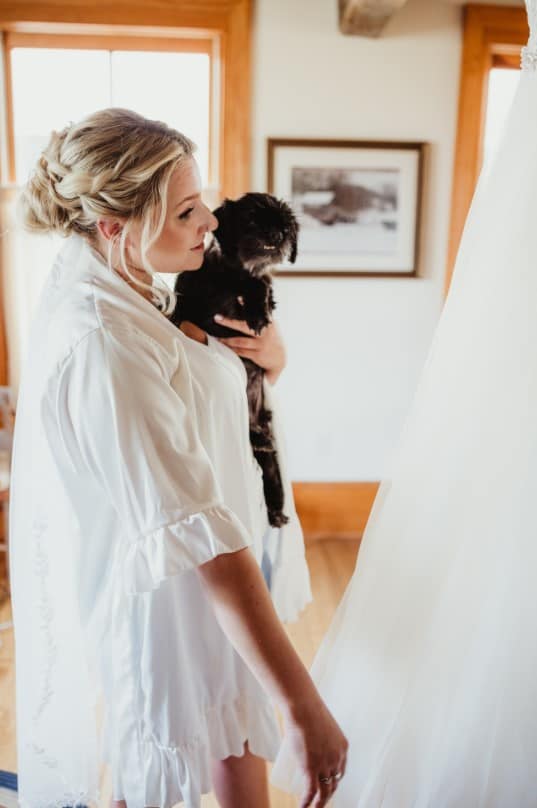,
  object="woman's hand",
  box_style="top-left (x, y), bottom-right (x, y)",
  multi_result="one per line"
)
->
top-left (284, 700), bottom-right (348, 808)
top-left (214, 314), bottom-right (287, 385)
